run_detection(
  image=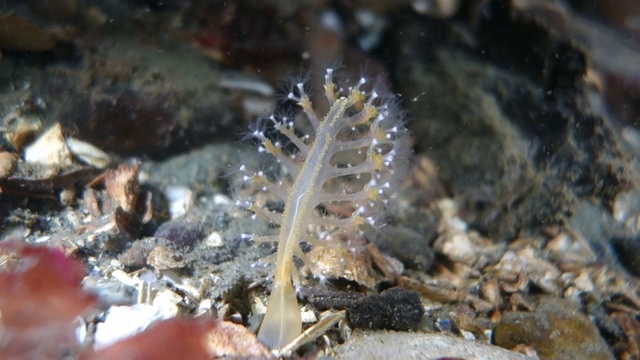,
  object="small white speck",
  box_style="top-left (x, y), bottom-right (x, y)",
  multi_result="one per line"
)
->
top-left (411, 92), bottom-right (426, 102)
top-left (35, 236), bottom-right (51, 243)
top-left (205, 232), bottom-right (224, 247)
